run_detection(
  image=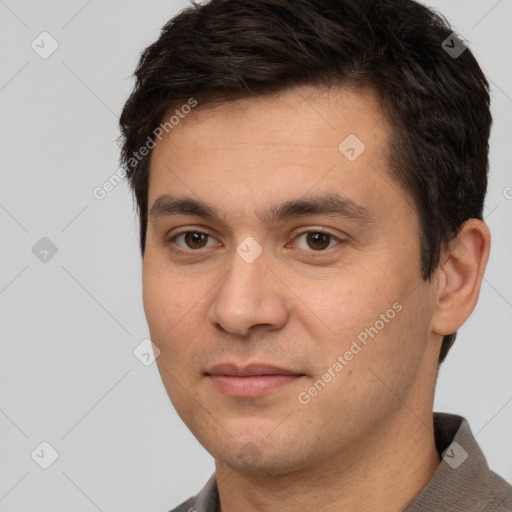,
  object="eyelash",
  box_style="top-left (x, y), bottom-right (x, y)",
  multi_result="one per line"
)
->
top-left (166, 229), bottom-right (343, 254)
